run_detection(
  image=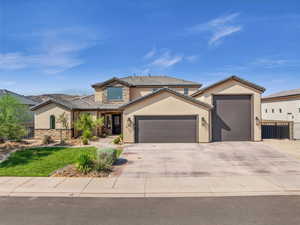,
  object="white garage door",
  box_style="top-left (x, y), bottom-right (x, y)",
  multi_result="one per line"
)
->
top-left (294, 123), bottom-right (300, 140)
